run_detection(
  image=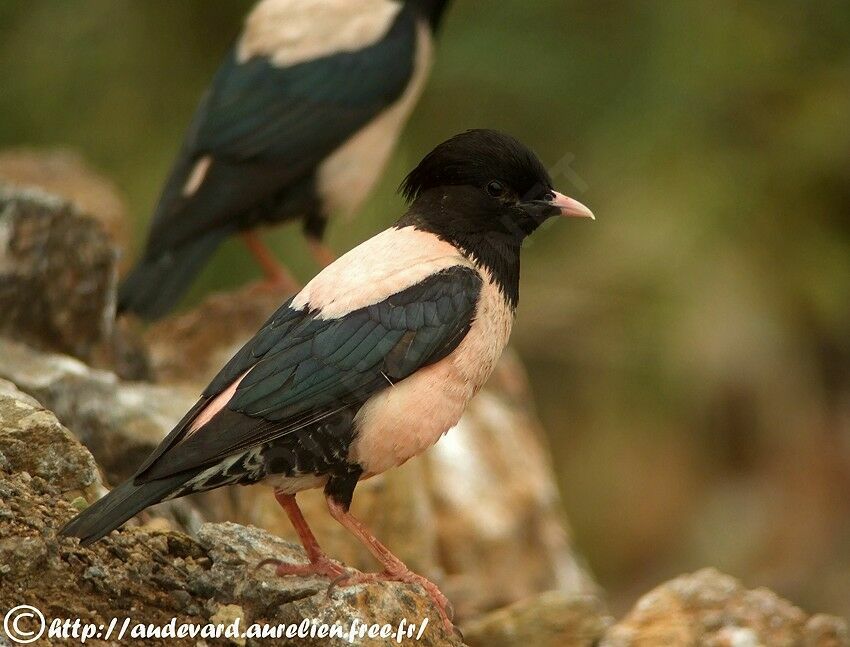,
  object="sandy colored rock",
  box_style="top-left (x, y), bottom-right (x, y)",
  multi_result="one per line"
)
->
top-left (428, 355), bottom-right (595, 617)
top-left (463, 591), bottom-right (611, 647)
top-left (144, 282), bottom-right (290, 387)
top-left (805, 615), bottom-right (850, 647)
top-left (0, 188), bottom-right (117, 357)
top-left (0, 187), bottom-right (149, 378)
top-left (0, 379), bottom-right (104, 502)
top-left (2, 476), bottom-right (462, 646)
top-left (0, 392), bottom-right (463, 647)
top-left (0, 148), bottom-right (130, 251)
top-left (600, 568), bottom-right (850, 647)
